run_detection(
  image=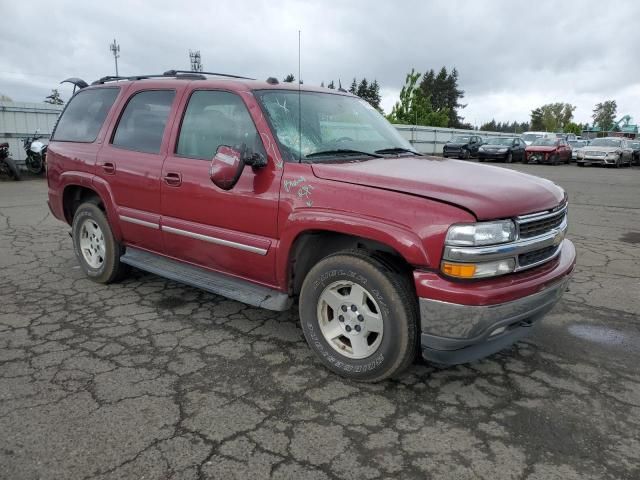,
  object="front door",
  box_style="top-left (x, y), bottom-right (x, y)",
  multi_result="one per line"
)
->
top-left (97, 88), bottom-right (179, 253)
top-left (160, 89), bottom-right (282, 287)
